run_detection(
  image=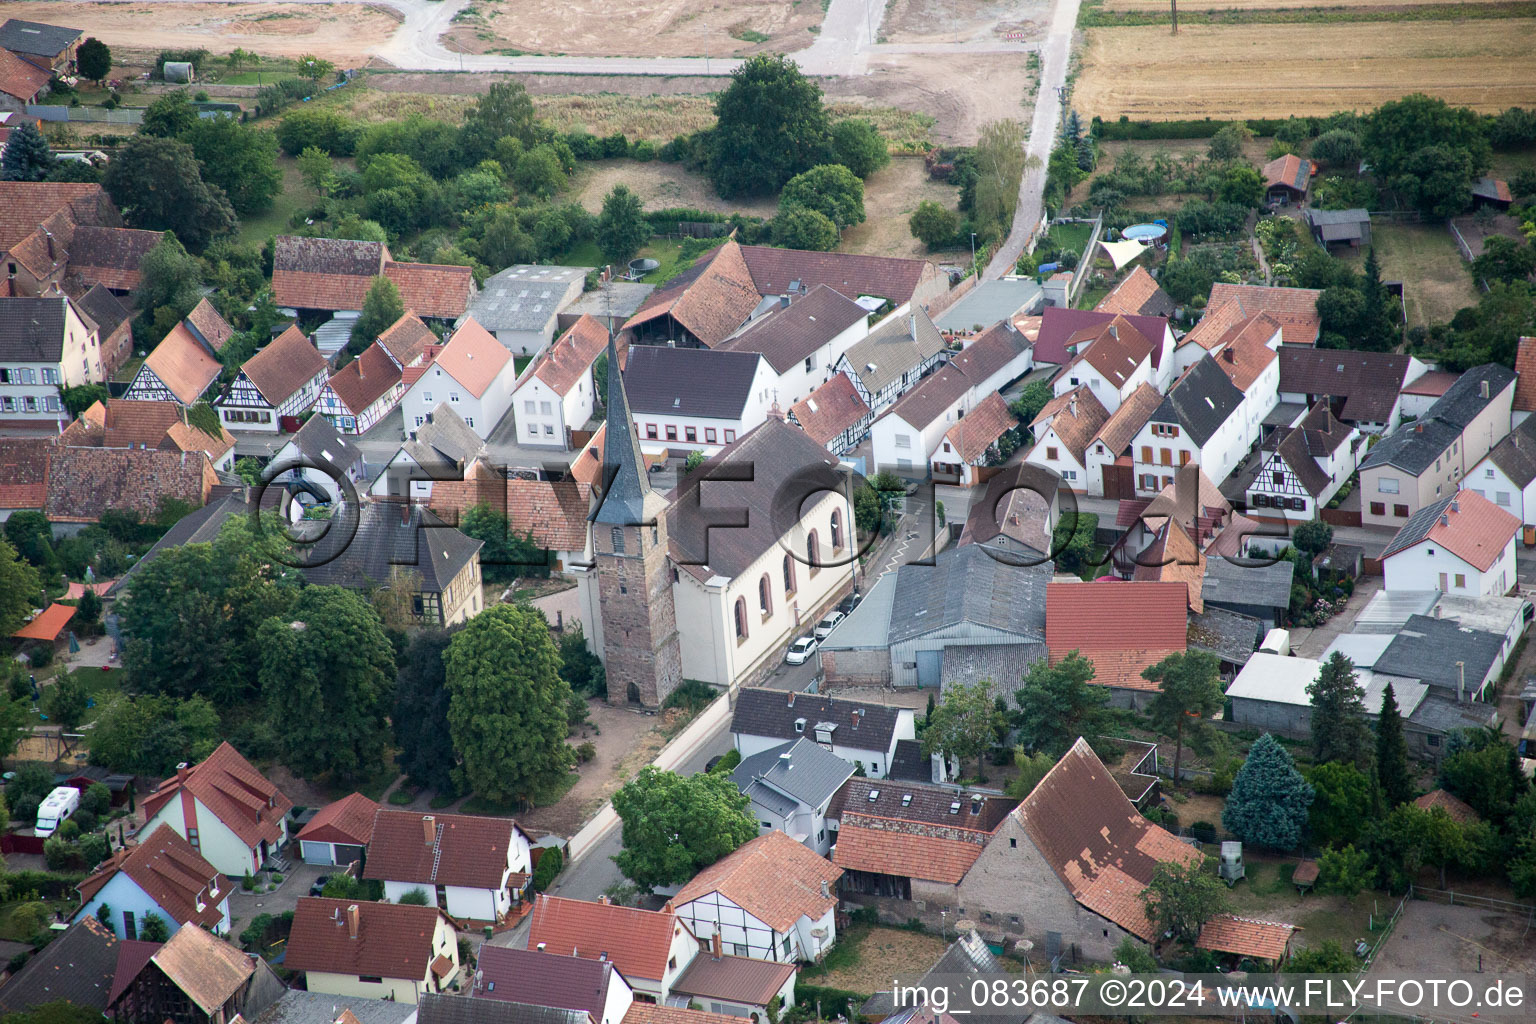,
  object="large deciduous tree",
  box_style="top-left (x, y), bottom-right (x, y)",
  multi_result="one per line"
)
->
top-left (1140, 857), bottom-right (1228, 944)
top-left (257, 586), bottom-right (395, 781)
top-left (922, 679), bottom-right (1002, 781)
top-left (1306, 762), bottom-right (1376, 848)
top-left (443, 605), bottom-right (576, 804)
top-left (1307, 652), bottom-right (1374, 770)
top-left (709, 54), bottom-right (831, 199)
top-left (349, 276), bottom-right (405, 354)
top-left (780, 164), bottom-right (866, 228)
top-left (1363, 94), bottom-right (1490, 183)
top-left (1223, 733), bottom-right (1314, 850)
top-left (597, 184), bottom-right (649, 269)
top-left (830, 118), bottom-right (889, 179)
top-left (459, 81), bottom-right (538, 164)
top-left (909, 200), bottom-right (960, 250)
top-left (0, 538), bottom-right (42, 637)
top-left (394, 628), bottom-right (458, 793)
top-left (140, 92), bottom-right (199, 139)
top-left (1142, 650), bottom-right (1225, 785)
top-left (183, 117), bottom-right (284, 215)
top-left (77, 37), bottom-right (112, 85)
top-left (102, 135), bottom-right (236, 251)
top-left (771, 204), bottom-right (840, 252)
top-left (133, 234), bottom-right (205, 337)
top-left (612, 765), bottom-right (757, 890)
top-left (1013, 651), bottom-right (1110, 758)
